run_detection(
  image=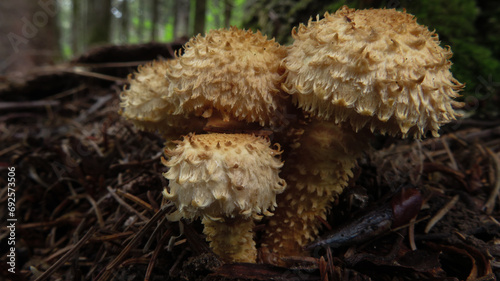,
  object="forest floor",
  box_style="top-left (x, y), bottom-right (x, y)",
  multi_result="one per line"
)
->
top-left (1, 43), bottom-right (499, 281)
